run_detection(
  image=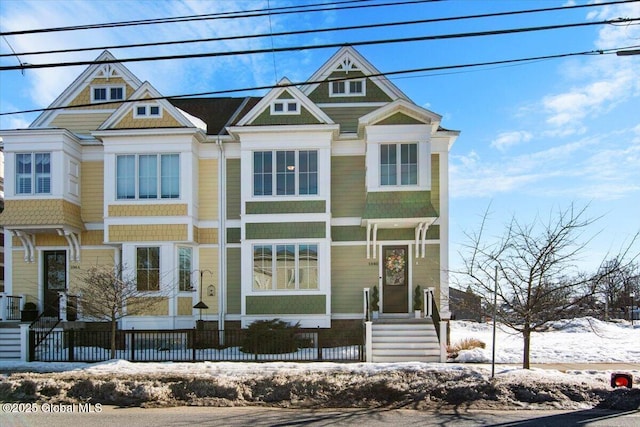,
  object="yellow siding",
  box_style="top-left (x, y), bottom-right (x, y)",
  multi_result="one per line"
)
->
top-left (36, 234), bottom-right (67, 246)
top-left (113, 109), bottom-right (183, 129)
top-left (81, 230), bottom-right (104, 246)
top-left (108, 204), bottom-right (188, 217)
top-left (199, 247), bottom-right (218, 315)
top-left (12, 253), bottom-right (39, 304)
top-left (68, 248), bottom-right (117, 294)
top-left (128, 297), bottom-right (169, 316)
top-left (68, 77), bottom-right (134, 109)
top-left (431, 154), bottom-right (440, 214)
top-left (0, 199), bottom-right (83, 230)
top-left (108, 224), bottom-right (188, 242)
top-left (50, 113), bottom-right (112, 134)
top-left (177, 297), bottom-right (194, 316)
top-left (197, 228), bottom-right (218, 244)
top-left (81, 161), bottom-right (104, 223)
top-left (198, 159), bottom-right (218, 220)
